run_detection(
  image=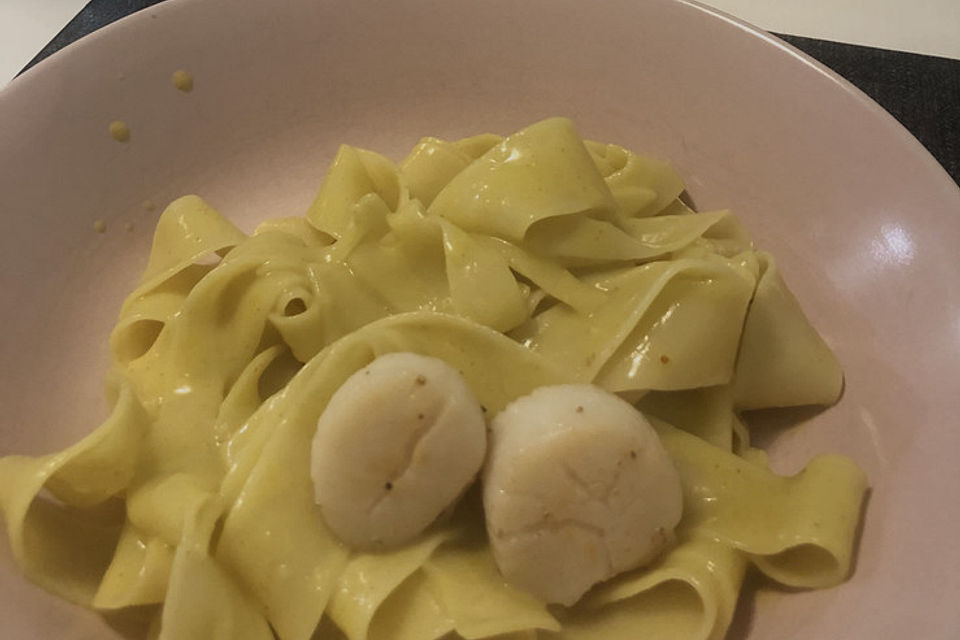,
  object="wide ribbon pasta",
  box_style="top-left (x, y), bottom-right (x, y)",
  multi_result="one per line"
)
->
top-left (0, 118), bottom-right (866, 640)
